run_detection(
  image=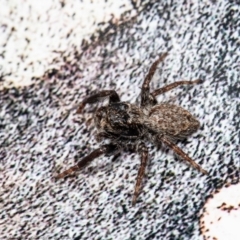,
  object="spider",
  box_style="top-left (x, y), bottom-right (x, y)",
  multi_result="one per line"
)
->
top-left (56, 53), bottom-right (208, 205)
